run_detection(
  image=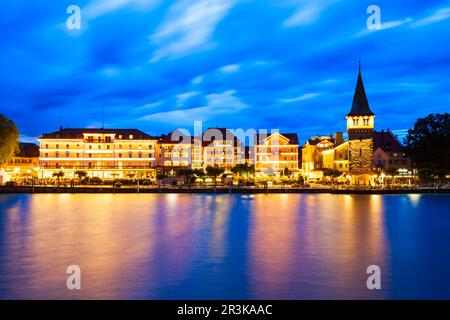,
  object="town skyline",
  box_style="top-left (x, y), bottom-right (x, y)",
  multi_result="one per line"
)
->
top-left (1, 1), bottom-right (449, 144)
